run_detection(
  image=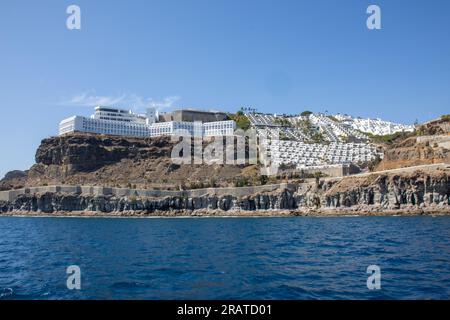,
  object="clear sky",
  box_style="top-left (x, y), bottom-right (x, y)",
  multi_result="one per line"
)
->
top-left (1, 0), bottom-right (449, 178)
